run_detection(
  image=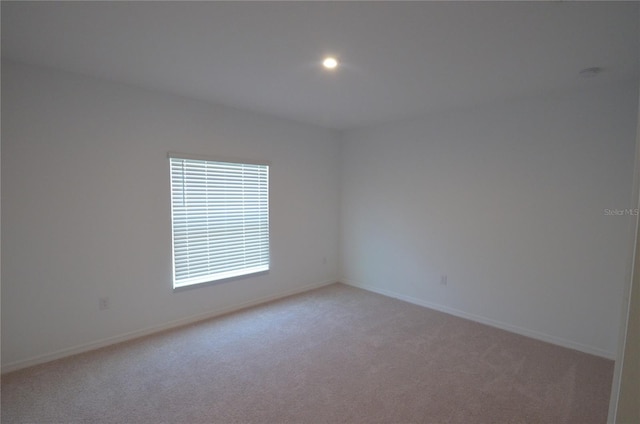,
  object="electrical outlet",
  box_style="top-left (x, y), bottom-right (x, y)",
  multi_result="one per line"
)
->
top-left (440, 275), bottom-right (448, 285)
top-left (99, 297), bottom-right (109, 311)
